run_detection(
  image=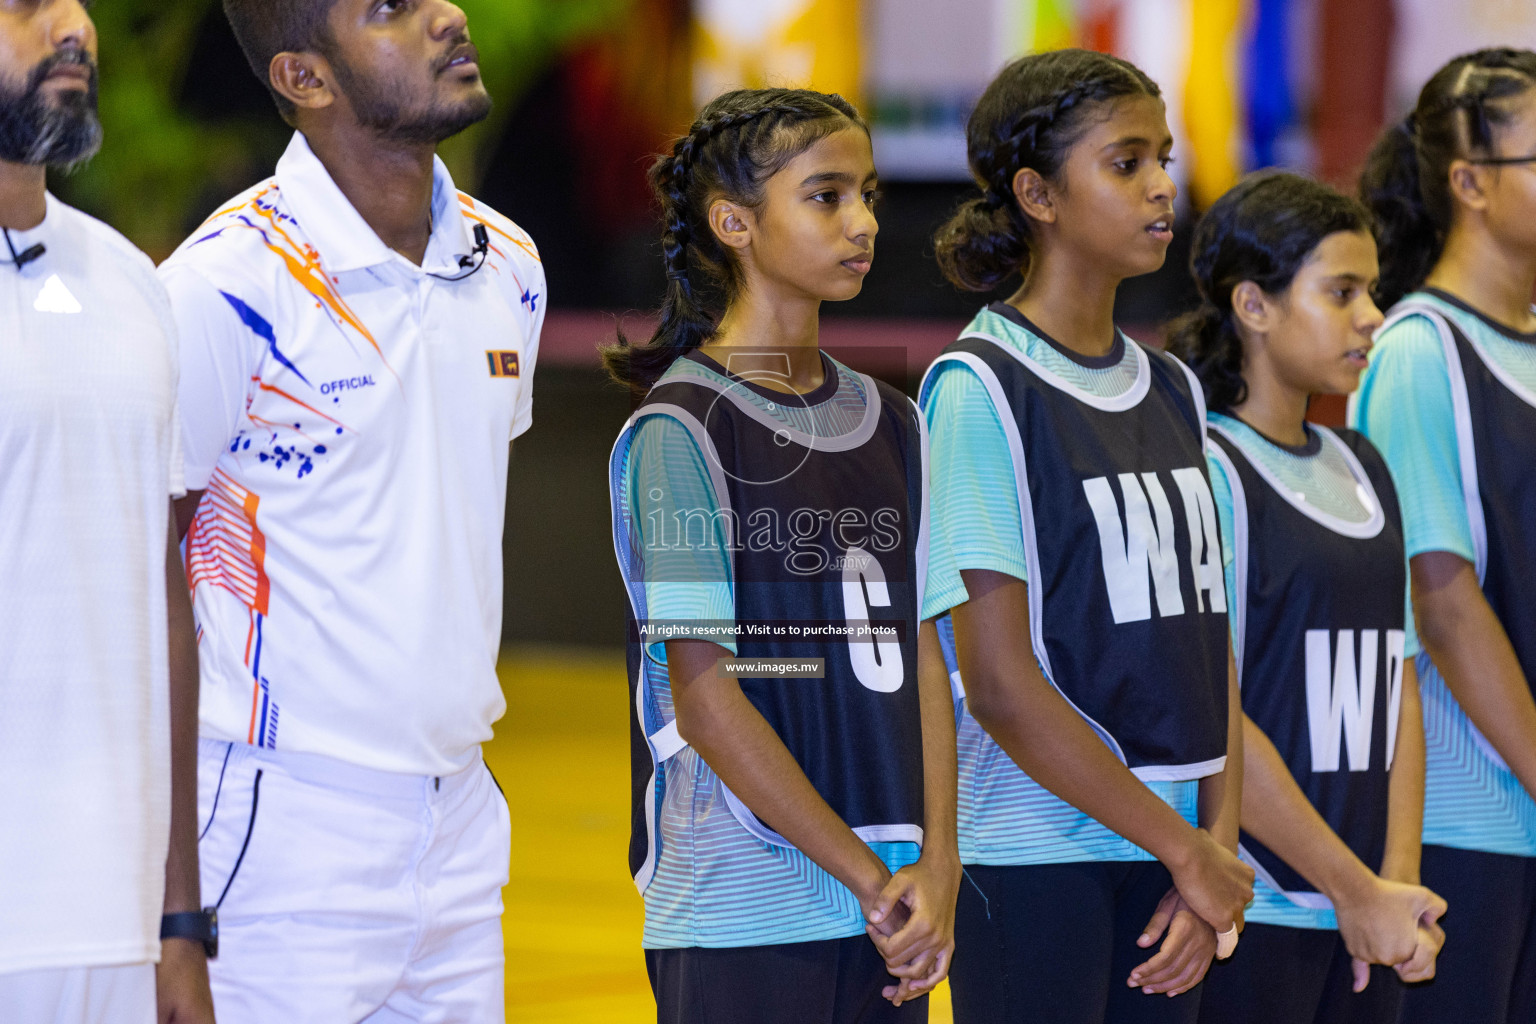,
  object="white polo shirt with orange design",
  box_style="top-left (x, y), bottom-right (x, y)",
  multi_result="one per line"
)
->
top-left (160, 131), bottom-right (545, 776)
